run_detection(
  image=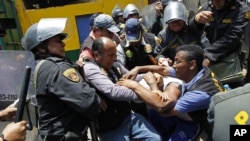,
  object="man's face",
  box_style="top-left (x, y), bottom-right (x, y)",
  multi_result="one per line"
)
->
top-left (100, 28), bottom-right (114, 39)
top-left (172, 50), bottom-right (191, 82)
top-left (213, 0), bottom-right (226, 10)
top-left (96, 43), bottom-right (117, 70)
